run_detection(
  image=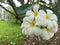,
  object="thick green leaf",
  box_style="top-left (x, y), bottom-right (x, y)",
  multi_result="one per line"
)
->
top-left (16, 4), bottom-right (32, 15)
